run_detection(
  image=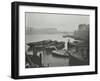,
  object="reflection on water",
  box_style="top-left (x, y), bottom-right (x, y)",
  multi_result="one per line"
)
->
top-left (42, 51), bottom-right (69, 67)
